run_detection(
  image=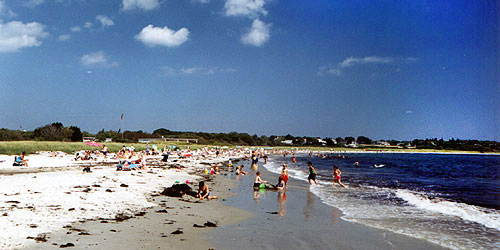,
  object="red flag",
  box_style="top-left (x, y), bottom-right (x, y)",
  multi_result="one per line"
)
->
top-left (121, 114), bottom-right (124, 120)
